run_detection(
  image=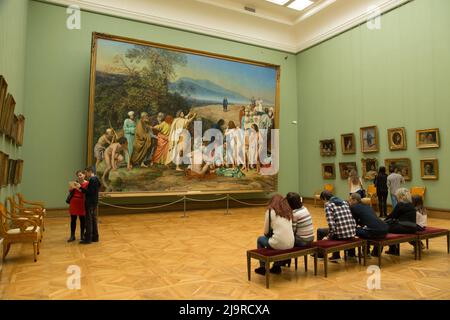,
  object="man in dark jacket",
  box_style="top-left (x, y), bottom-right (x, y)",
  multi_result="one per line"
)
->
top-left (349, 193), bottom-right (388, 257)
top-left (80, 166), bottom-right (102, 244)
